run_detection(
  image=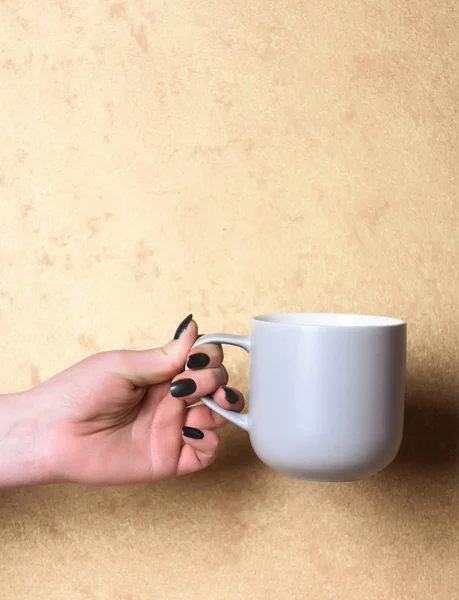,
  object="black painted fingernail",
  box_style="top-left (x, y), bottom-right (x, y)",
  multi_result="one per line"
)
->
top-left (182, 426), bottom-right (204, 440)
top-left (223, 386), bottom-right (239, 404)
top-left (170, 378), bottom-right (197, 398)
top-left (174, 314), bottom-right (193, 340)
top-left (186, 353), bottom-right (210, 370)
